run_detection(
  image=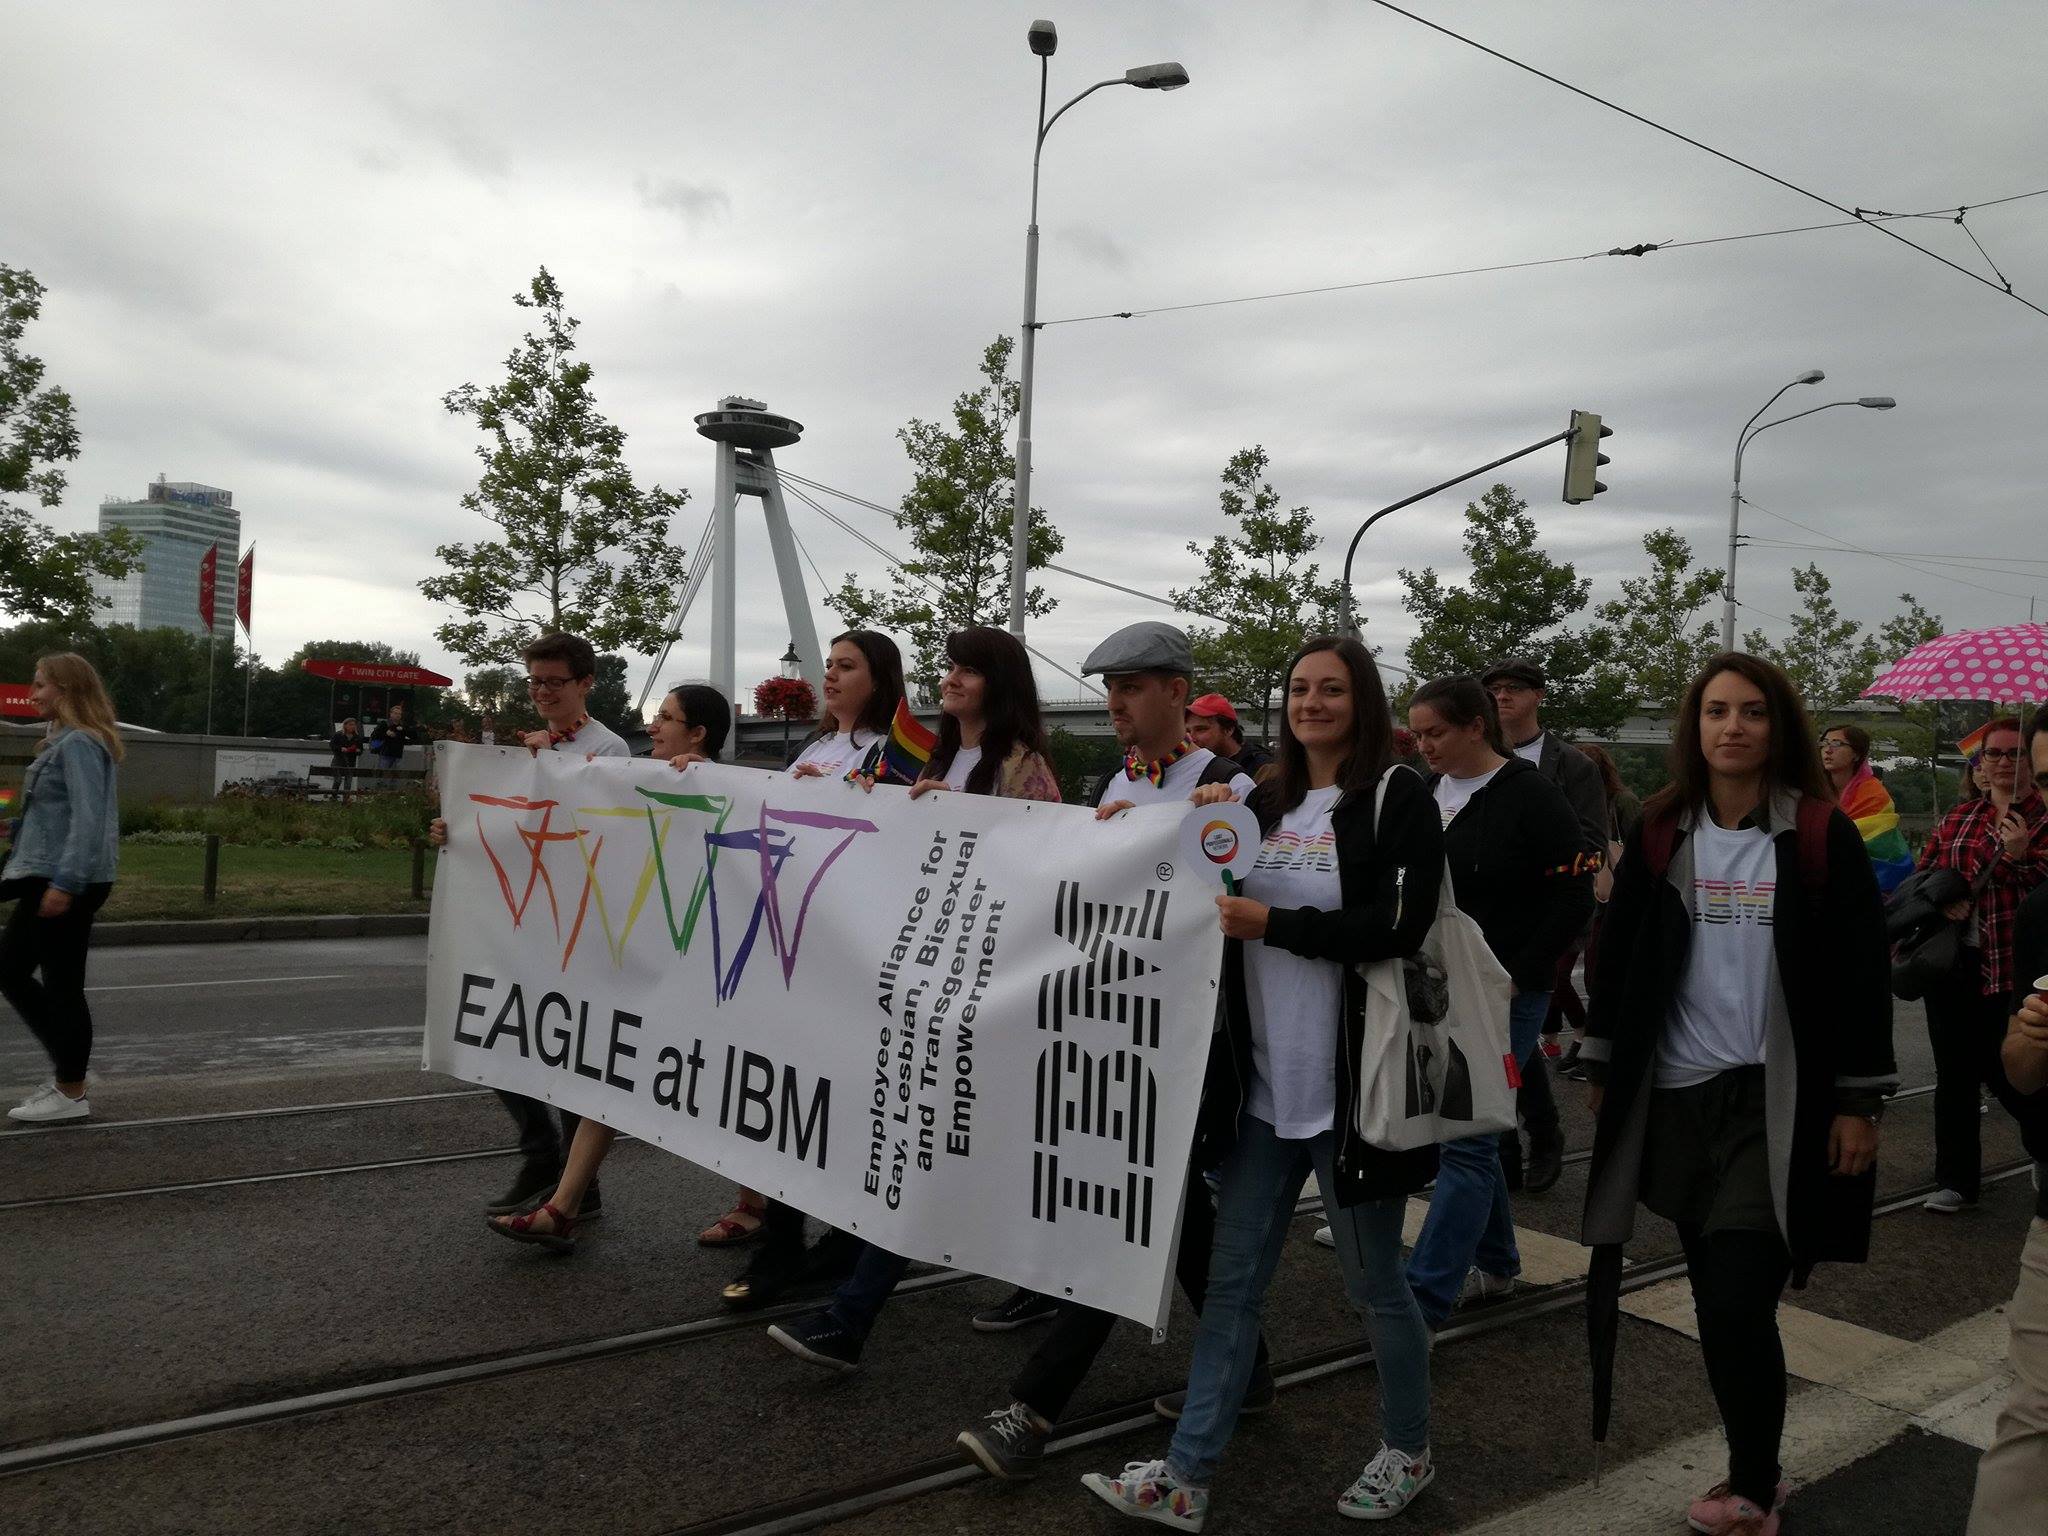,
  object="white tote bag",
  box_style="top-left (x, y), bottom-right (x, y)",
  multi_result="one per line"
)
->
top-left (1354, 768), bottom-right (1518, 1151)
